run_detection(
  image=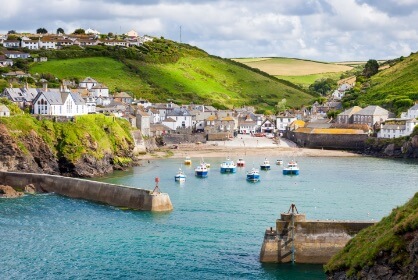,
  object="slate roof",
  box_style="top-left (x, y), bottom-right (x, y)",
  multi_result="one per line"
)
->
top-left (339, 106), bottom-right (363, 116)
top-left (354, 105), bottom-right (390, 116)
top-left (82, 77), bottom-right (97, 83)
